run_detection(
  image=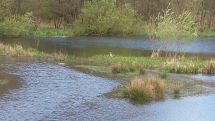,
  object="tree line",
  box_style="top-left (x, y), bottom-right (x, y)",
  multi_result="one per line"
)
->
top-left (0, 0), bottom-right (214, 37)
